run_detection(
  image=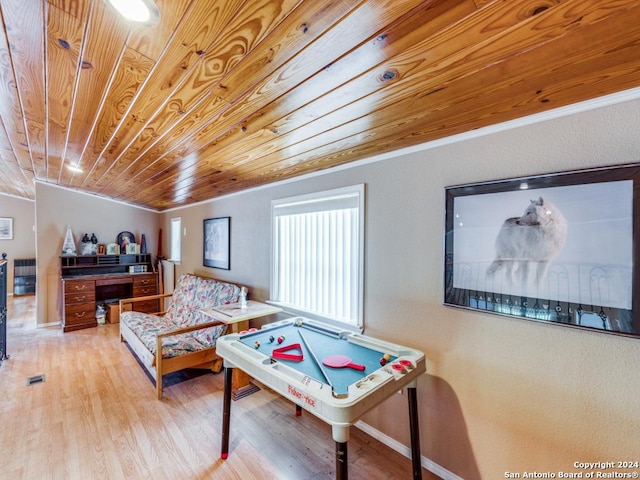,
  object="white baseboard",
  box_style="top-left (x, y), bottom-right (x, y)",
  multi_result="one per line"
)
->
top-left (354, 420), bottom-right (463, 480)
top-left (37, 321), bottom-right (61, 328)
